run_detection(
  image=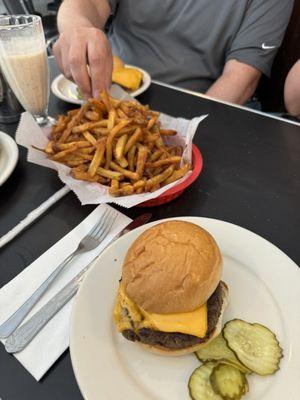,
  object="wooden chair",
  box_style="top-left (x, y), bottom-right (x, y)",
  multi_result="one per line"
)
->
top-left (259, 2), bottom-right (300, 112)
